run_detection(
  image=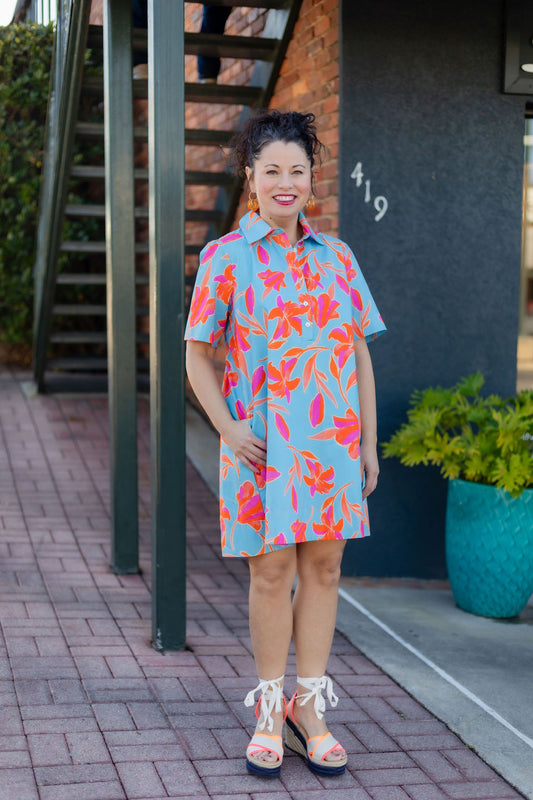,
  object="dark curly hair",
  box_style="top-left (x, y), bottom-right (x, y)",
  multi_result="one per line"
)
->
top-left (229, 110), bottom-right (325, 182)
